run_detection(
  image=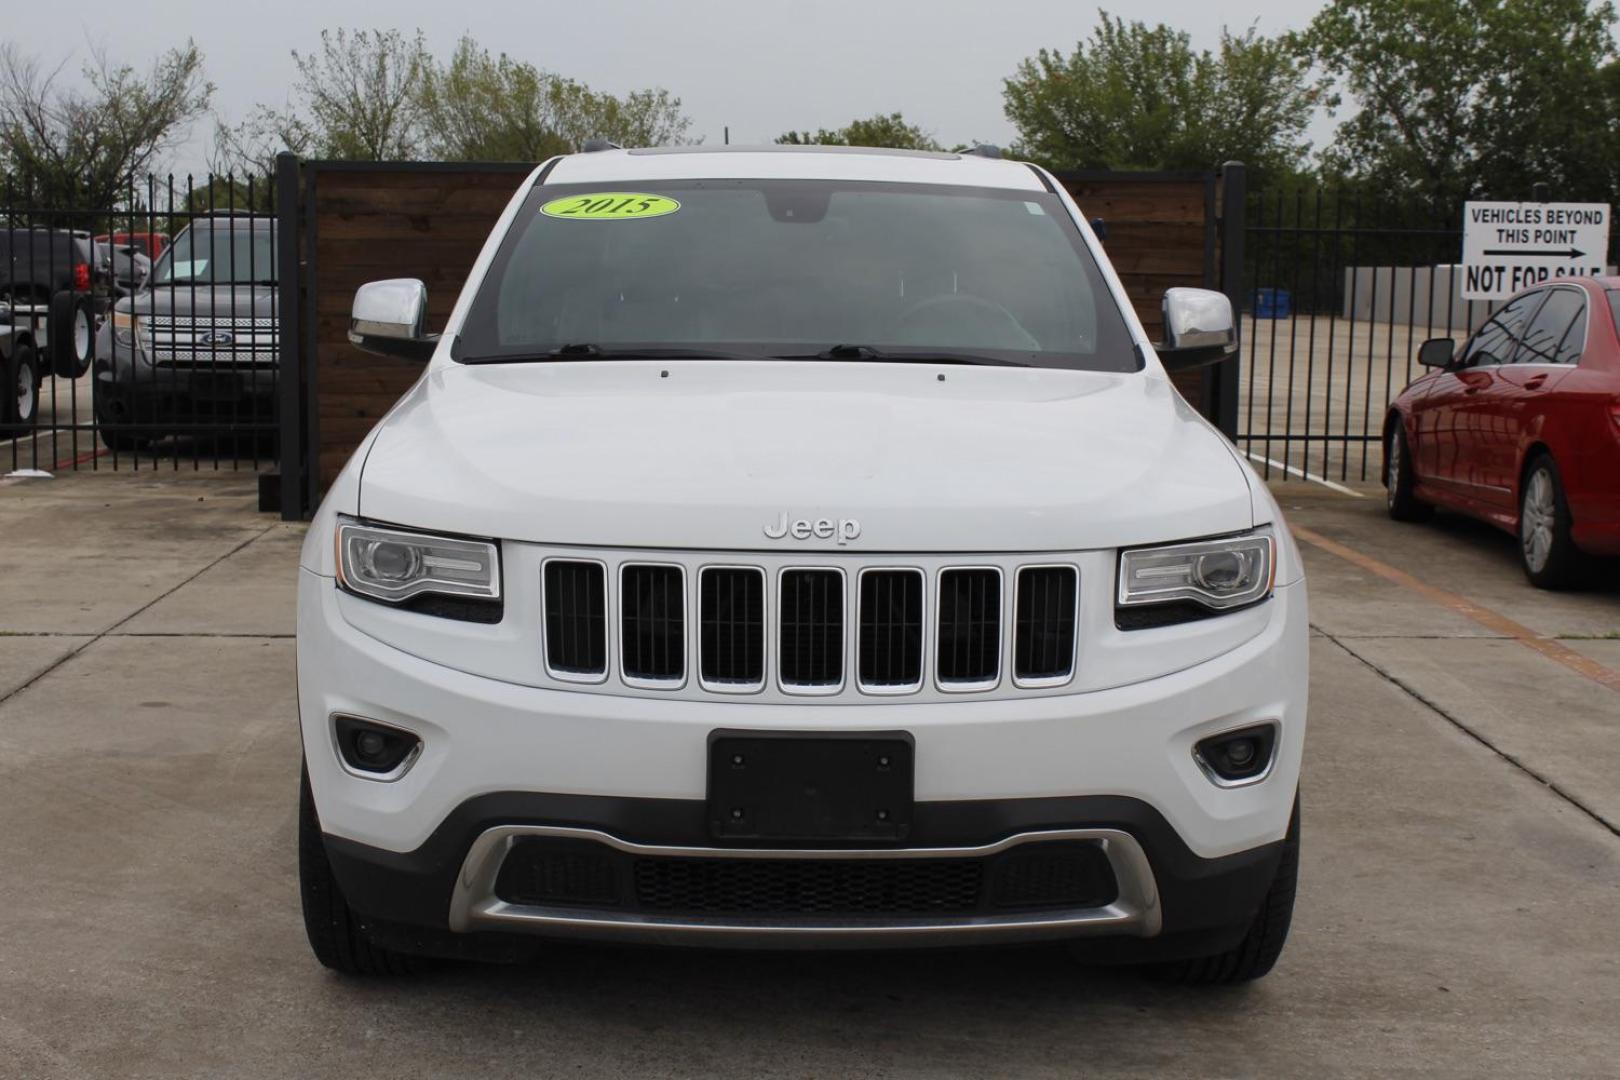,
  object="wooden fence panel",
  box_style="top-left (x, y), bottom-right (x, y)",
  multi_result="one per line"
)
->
top-left (307, 163), bottom-right (532, 490)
